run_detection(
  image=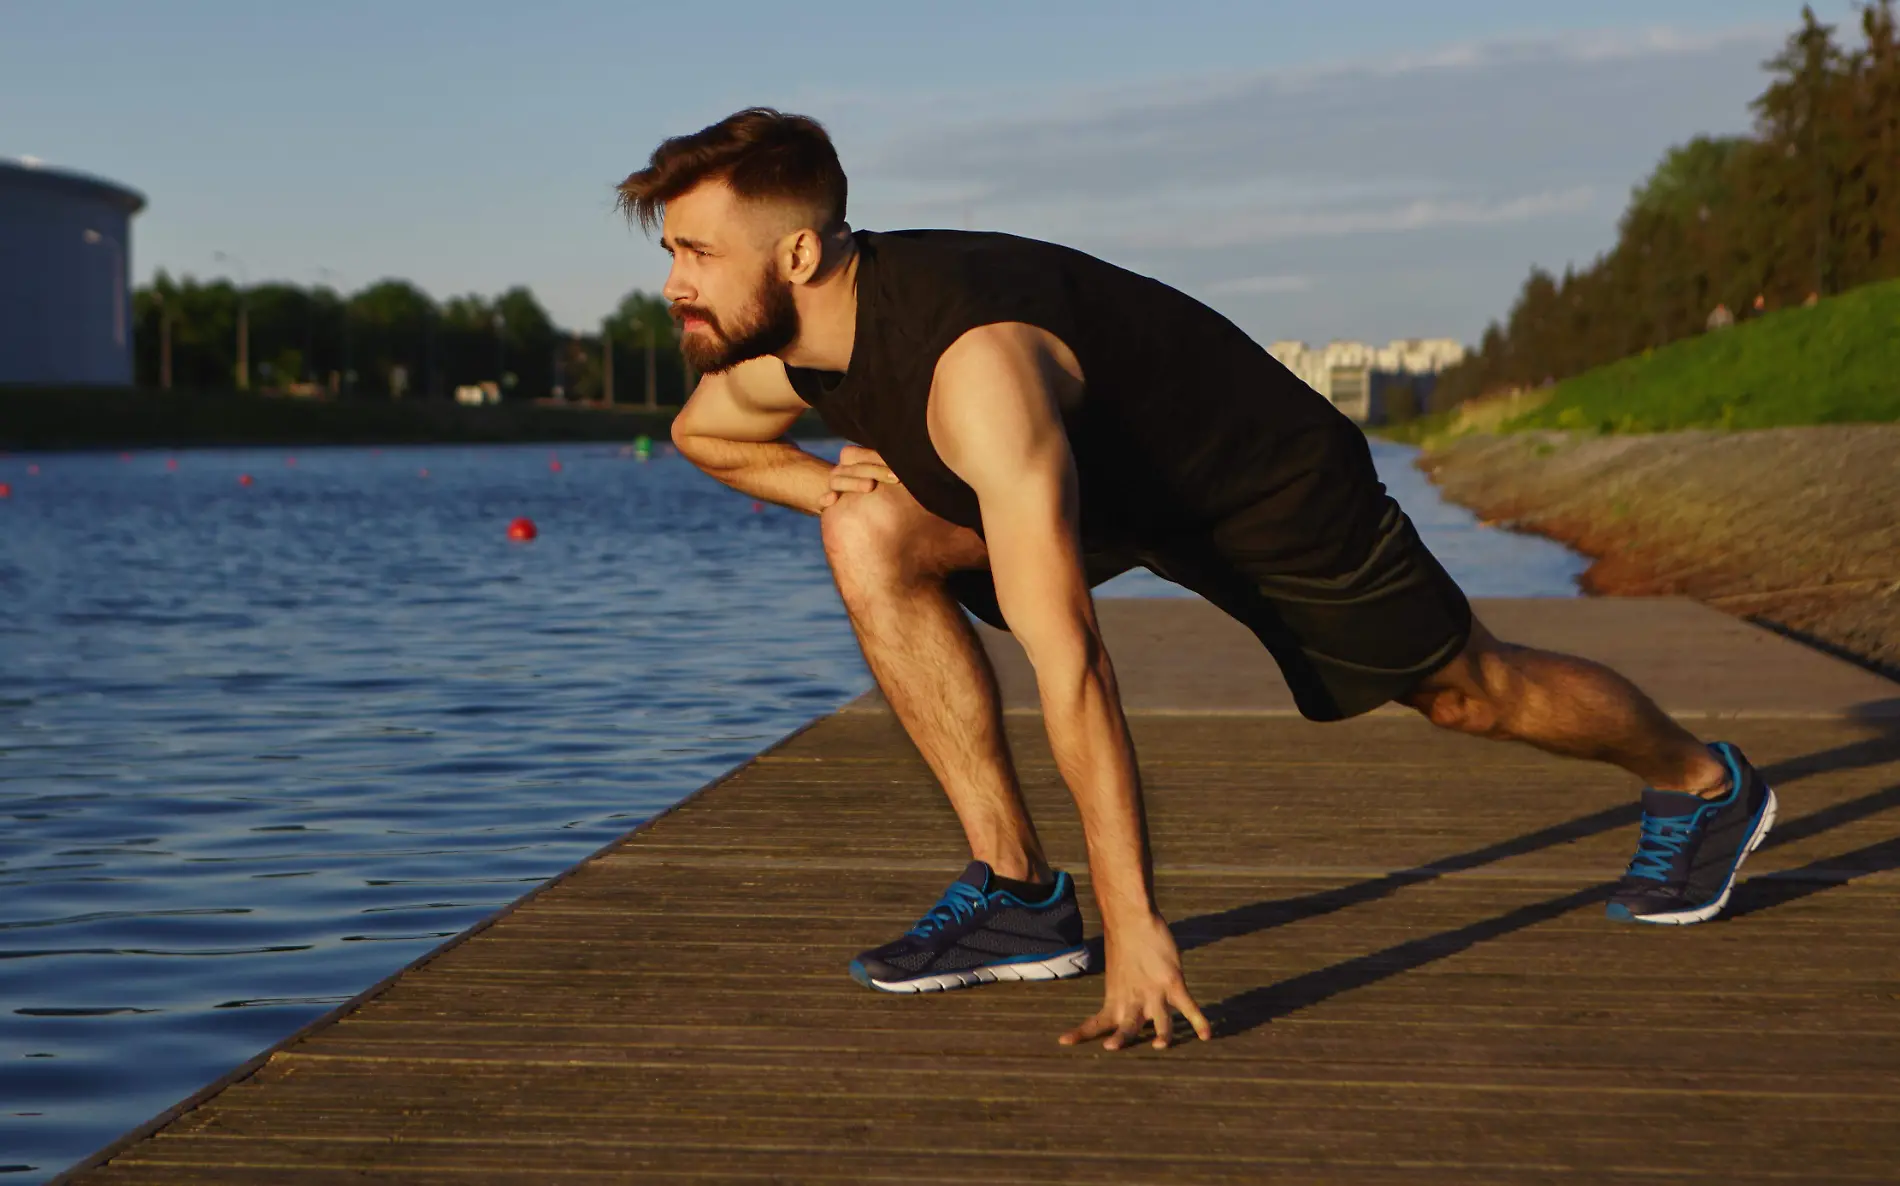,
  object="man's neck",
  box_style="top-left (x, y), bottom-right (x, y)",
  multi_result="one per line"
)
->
top-left (776, 234), bottom-right (860, 373)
